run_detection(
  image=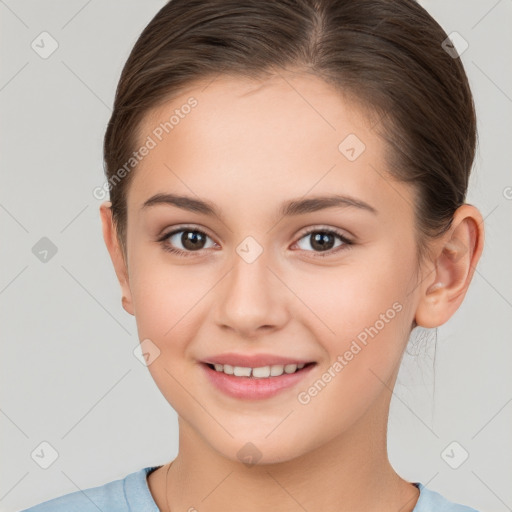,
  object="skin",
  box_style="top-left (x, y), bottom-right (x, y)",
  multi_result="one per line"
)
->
top-left (100, 70), bottom-right (484, 512)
